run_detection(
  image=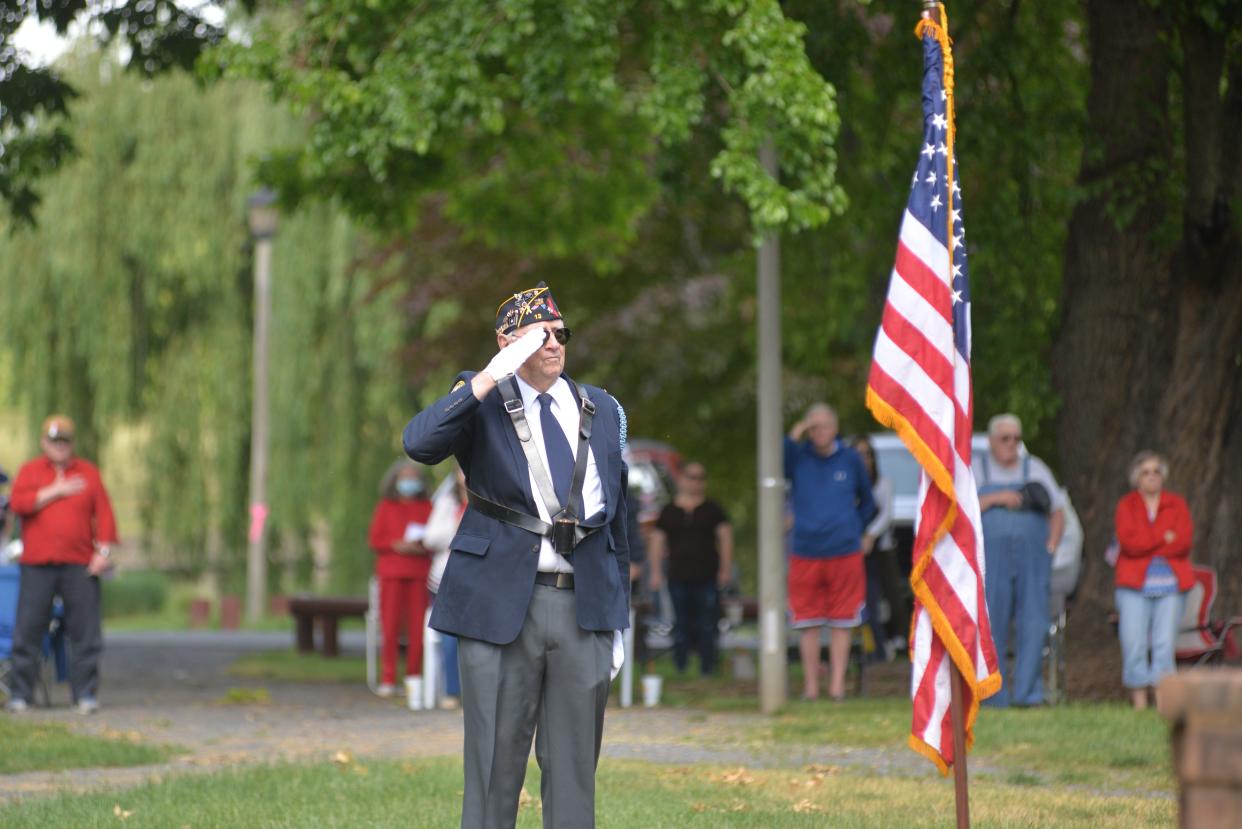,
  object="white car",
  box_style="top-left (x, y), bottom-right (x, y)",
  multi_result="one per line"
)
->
top-left (869, 431), bottom-right (1082, 595)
